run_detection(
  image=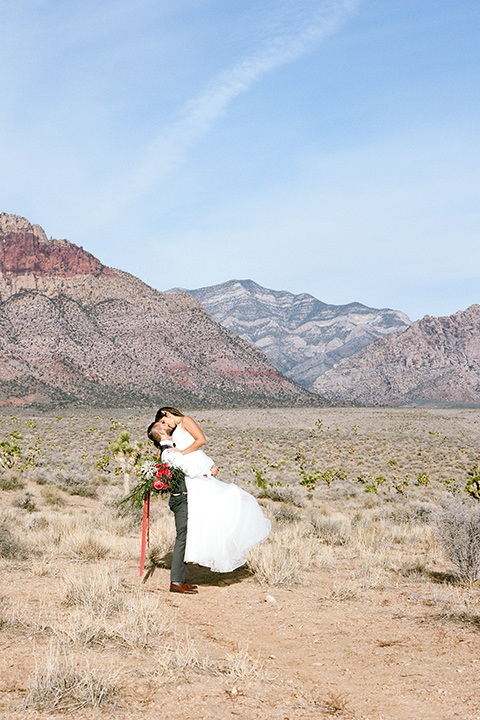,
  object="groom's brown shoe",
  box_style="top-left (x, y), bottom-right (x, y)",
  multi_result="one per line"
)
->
top-left (170, 582), bottom-right (198, 594)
